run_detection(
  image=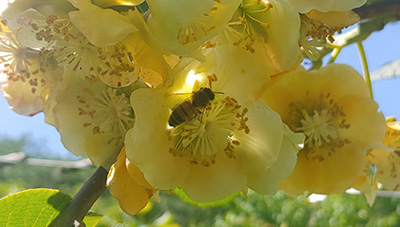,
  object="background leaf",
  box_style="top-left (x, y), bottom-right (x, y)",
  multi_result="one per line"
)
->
top-left (83, 211), bottom-right (104, 227)
top-left (371, 58), bottom-right (400, 81)
top-left (0, 189), bottom-right (70, 227)
top-left (0, 188), bottom-right (102, 227)
top-left (174, 188), bottom-right (240, 207)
